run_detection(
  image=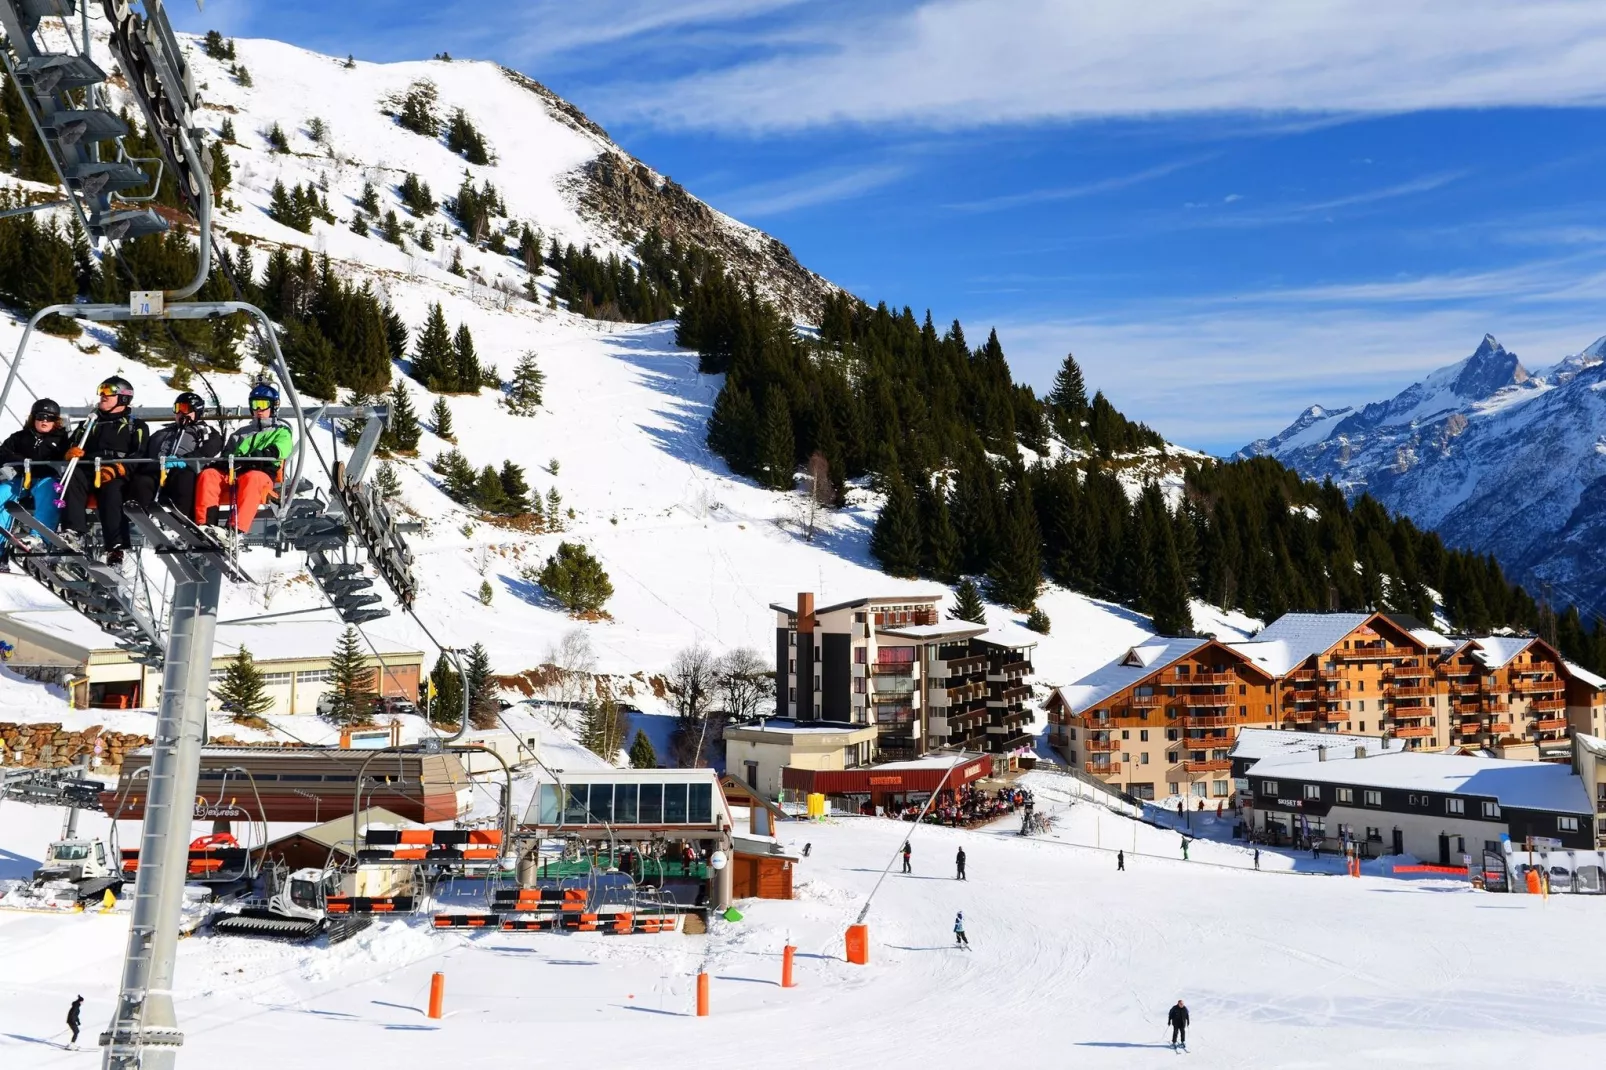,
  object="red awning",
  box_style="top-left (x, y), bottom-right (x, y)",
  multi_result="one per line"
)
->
top-left (782, 755), bottom-right (992, 795)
